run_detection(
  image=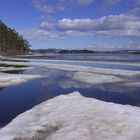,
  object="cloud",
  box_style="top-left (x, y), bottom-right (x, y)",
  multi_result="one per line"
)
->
top-left (56, 14), bottom-right (140, 37)
top-left (127, 7), bottom-right (140, 16)
top-left (33, 0), bottom-right (127, 14)
top-left (126, 0), bottom-right (140, 17)
top-left (89, 43), bottom-right (126, 51)
top-left (89, 43), bottom-right (140, 51)
top-left (97, 30), bottom-right (140, 38)
top-left (32, 0), bottom-right (94, 14)
top-left (20, 28), bottom-right (60, 41)
top-left (32, 0), bottom-right (65, 14)
top-left (76, 0), bottom-right (94, 6)
top-left (20, 14), bottom-right (140, 41)
top-left (40, 21), bottom-right (54, 30)
top-left (134, 0), bottom-right (140, 5)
